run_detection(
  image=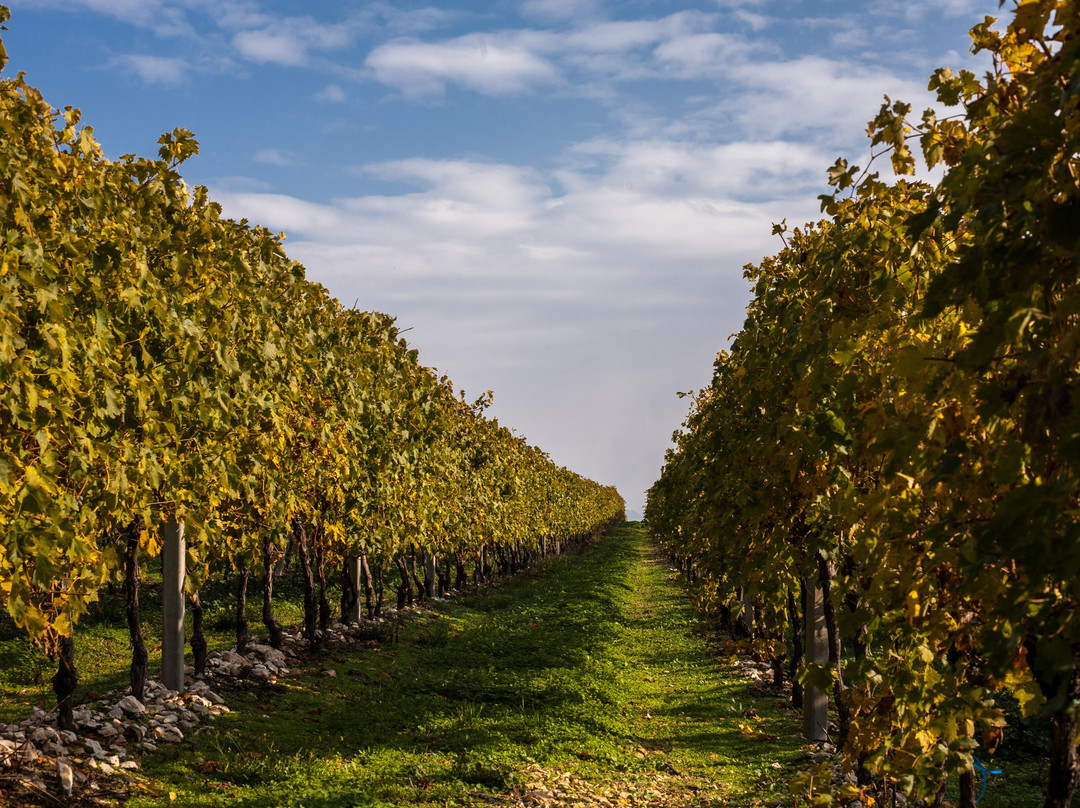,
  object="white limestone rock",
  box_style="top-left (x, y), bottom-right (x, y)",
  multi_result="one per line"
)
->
top-left (117, 696), bottom-right (147, 717)
top-left (57, 759), bottom-right (75, 795)
top-left (31, 726), bottom-right (58, 744)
